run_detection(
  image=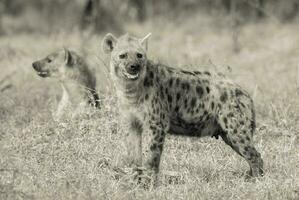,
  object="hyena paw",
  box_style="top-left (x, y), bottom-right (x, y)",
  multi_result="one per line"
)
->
top-left (133, 167), bottom-right (157, 189)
